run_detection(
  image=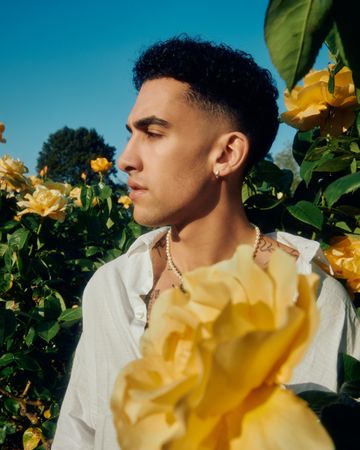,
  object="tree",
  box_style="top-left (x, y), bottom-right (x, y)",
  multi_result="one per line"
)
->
top-left (36, 127), bottom-right (118, 185)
